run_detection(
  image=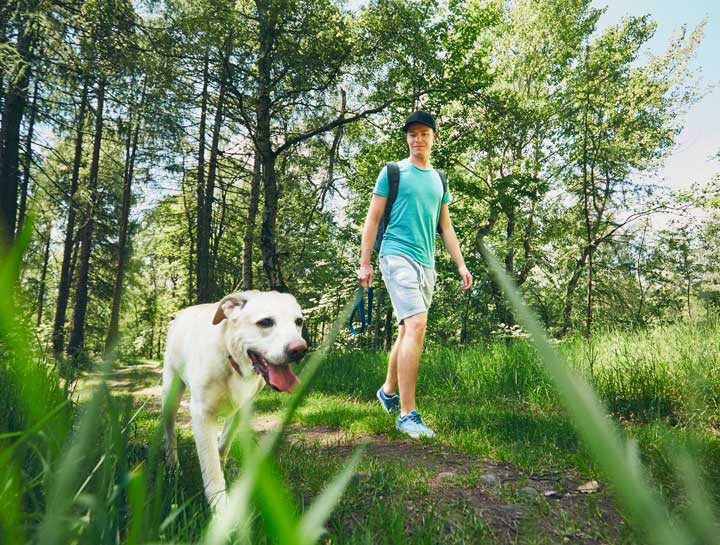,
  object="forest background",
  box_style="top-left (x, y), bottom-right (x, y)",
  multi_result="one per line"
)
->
top-left (1, 0), bottom-right (719, 368)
